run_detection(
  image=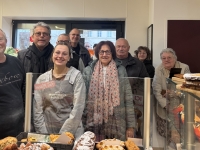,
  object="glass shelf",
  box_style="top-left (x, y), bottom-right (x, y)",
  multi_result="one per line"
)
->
top-left (166, 78), bottom-right (200, 150)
